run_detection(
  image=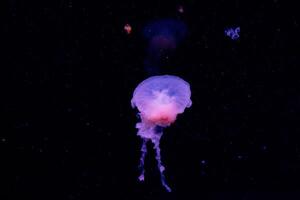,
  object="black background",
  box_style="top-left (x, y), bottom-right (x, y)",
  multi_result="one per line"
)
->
top-left (4, 0), bottom-right (300, 199)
